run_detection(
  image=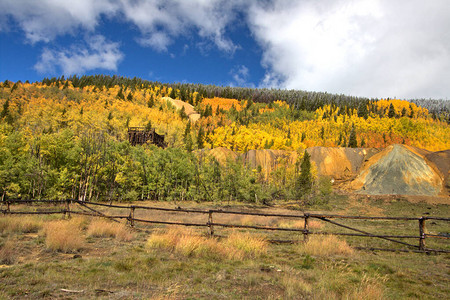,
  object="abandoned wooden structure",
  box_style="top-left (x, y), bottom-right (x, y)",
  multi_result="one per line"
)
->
top-left (128, 127), bottom-right (167, 148)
